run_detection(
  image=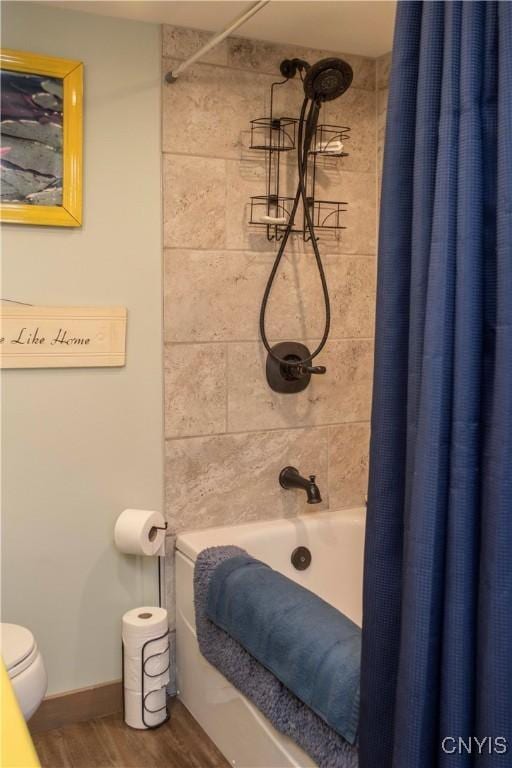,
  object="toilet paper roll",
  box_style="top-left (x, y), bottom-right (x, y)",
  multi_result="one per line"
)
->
top-left (123, 633), bottom-right (168, 659)
top-left (114, 509), bottom-right (166, 557)
top-left (123, 633), bottom-right (168, 655)
top-left (122, 607), bottom-right (168, 647)
top-left (124, 654), bottom-right (169, 693)
top-left (124, 686), bottom-right (167, 729)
